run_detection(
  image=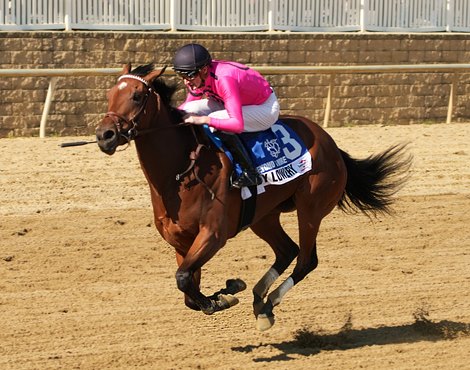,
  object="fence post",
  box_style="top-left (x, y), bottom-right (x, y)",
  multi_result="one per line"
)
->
top-left (446, 0), bottom-right (453, 32)
top-left (446, 73), bottom-right (457, 124)
top-left (360, 0), bottom-right (366, 32)
top-left (40, 77), bottom-right (57, 138)
top-left (170, 0), bottom-right (176, 31)
top-left (64, 0), bottom-right (72, 30)
top-left (323, 74), bottom-right (335, 128)
top-left (268, 0), bottom-right (274, 31)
